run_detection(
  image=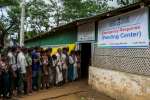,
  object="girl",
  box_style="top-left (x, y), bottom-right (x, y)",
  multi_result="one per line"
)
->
top-left (1, 56), bottom-right (11, 98)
